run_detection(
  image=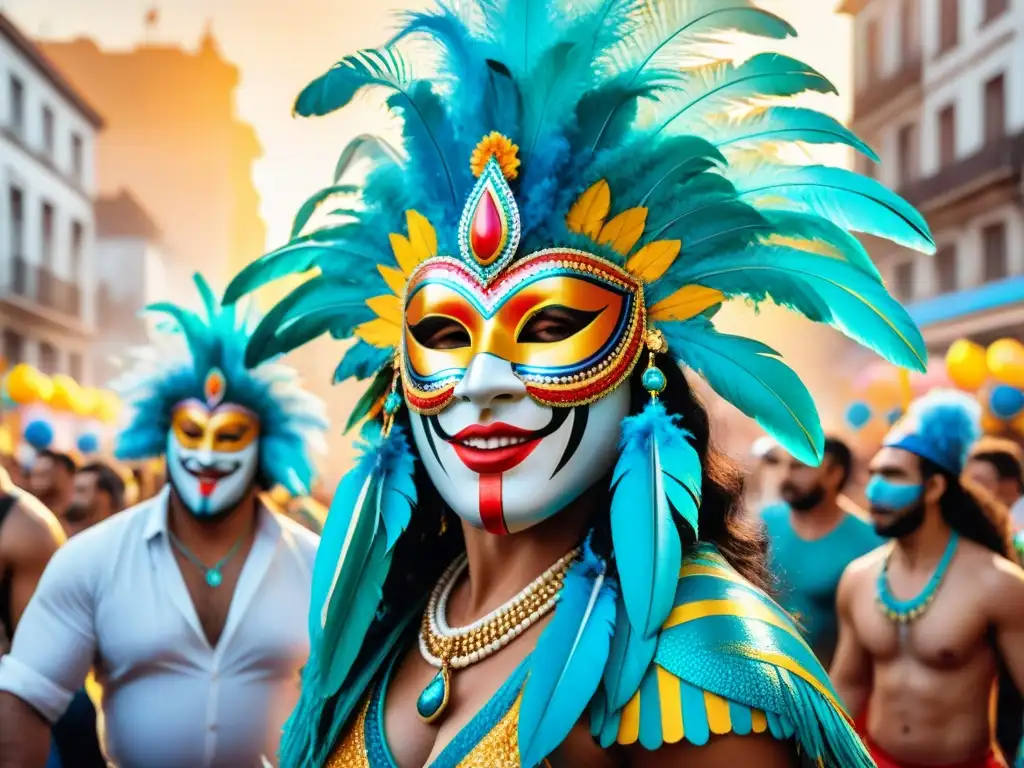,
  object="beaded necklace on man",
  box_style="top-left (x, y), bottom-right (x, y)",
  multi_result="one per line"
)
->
top-left (876, 531), bottom-right (959, 642)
